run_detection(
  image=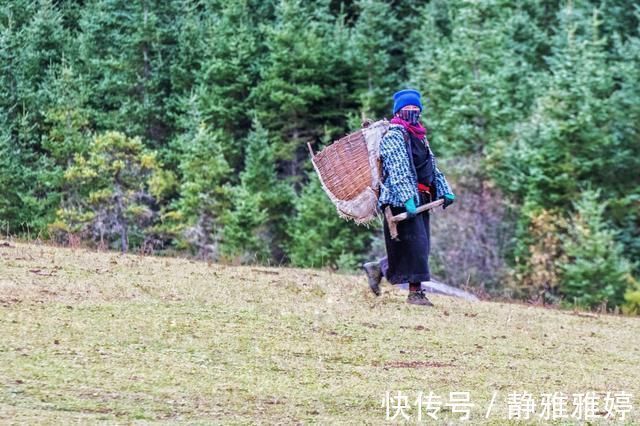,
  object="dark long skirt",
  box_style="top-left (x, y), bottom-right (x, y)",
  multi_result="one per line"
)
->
top-left (379, 199), bottom-right (431, 284)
